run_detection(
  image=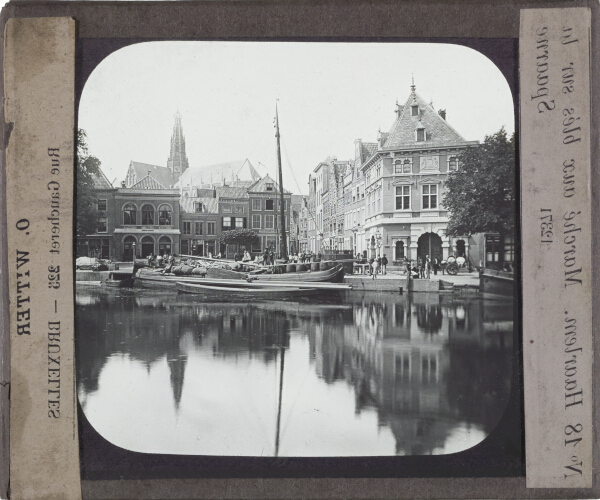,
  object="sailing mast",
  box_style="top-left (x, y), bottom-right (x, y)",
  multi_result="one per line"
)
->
top-left (275, 103), bottom-right (288, 260)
